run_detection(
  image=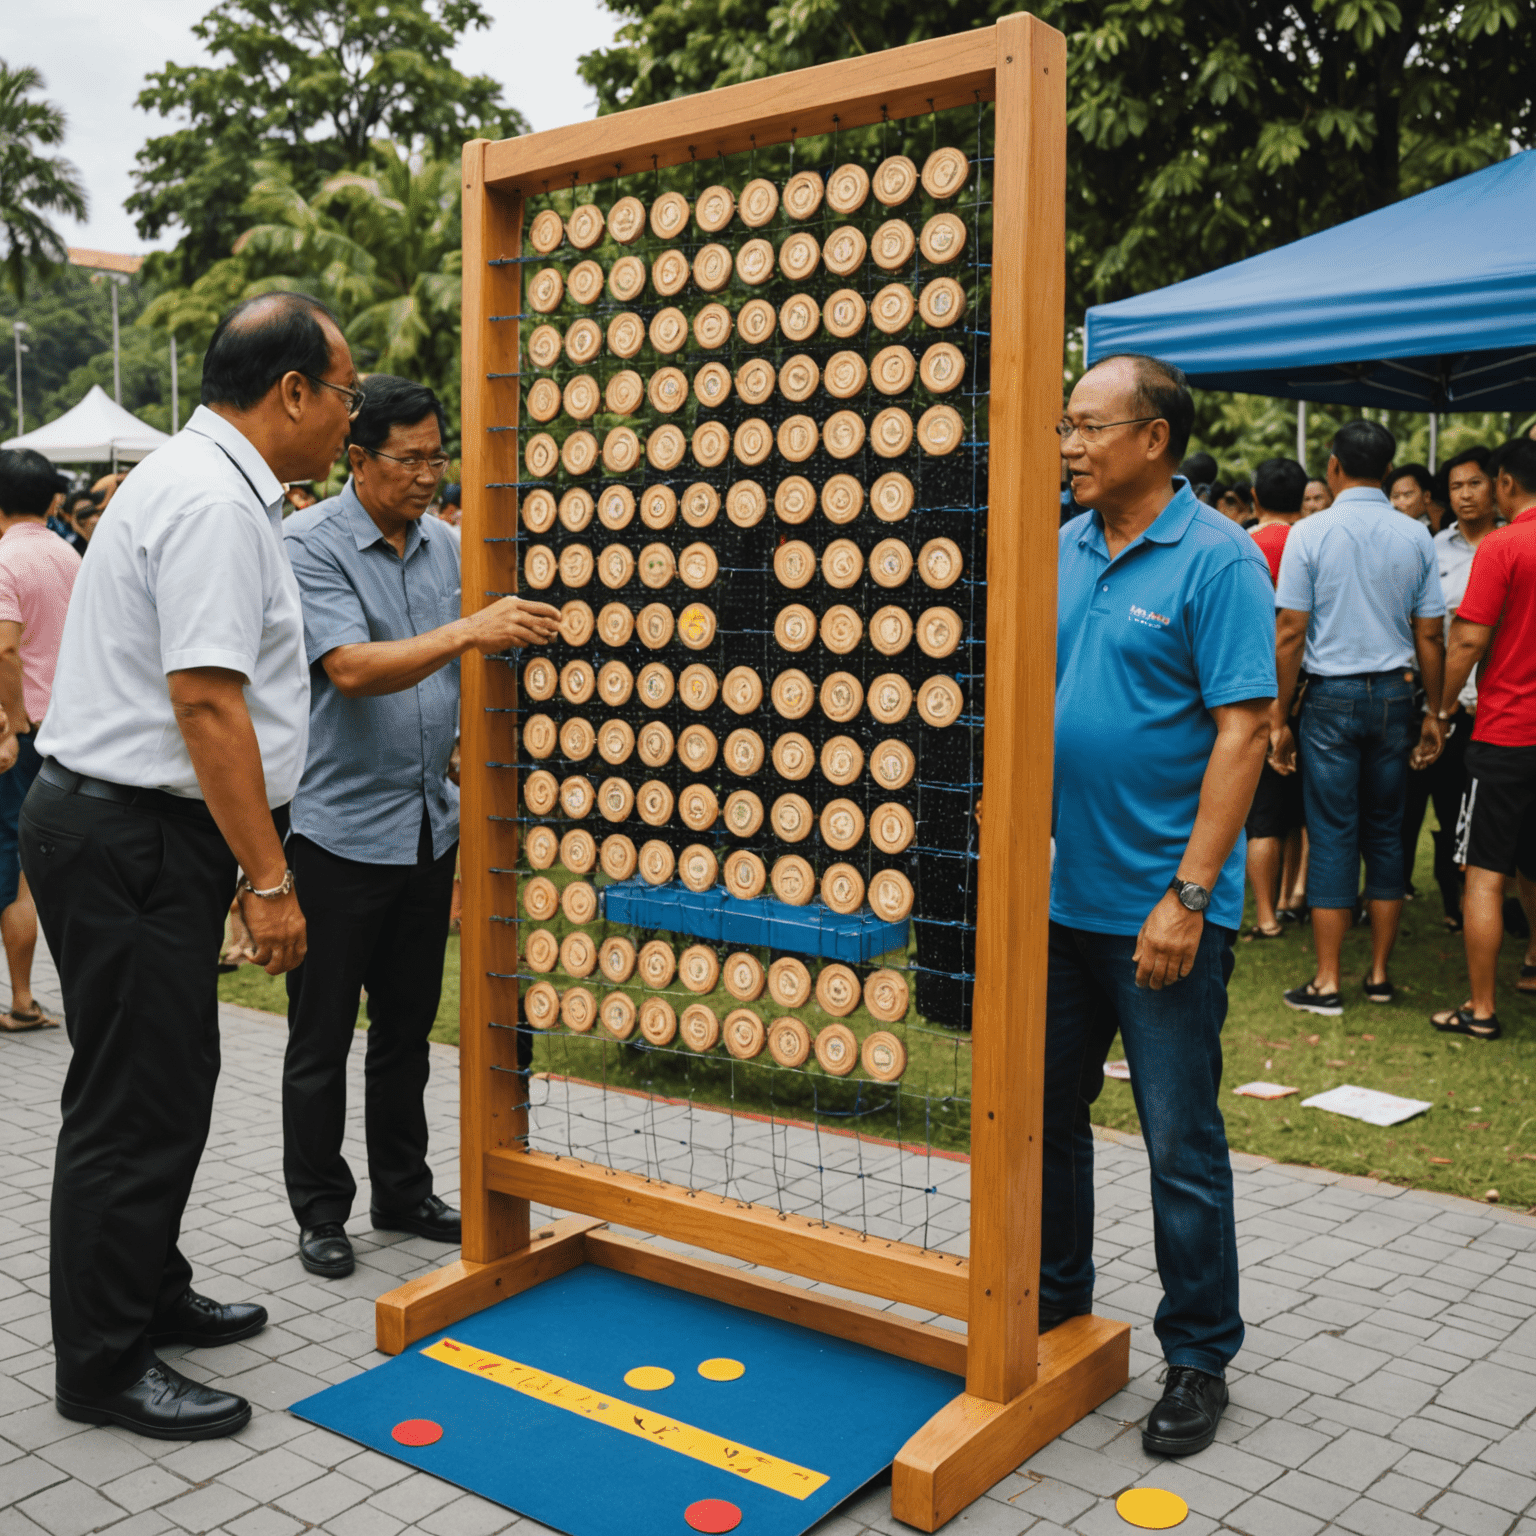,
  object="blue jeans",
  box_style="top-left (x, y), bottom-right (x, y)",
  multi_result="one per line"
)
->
top-left (1041, 920), bottom-right (1243, 1375)
top-left (1299, 673), bottom-right (1416, 908)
